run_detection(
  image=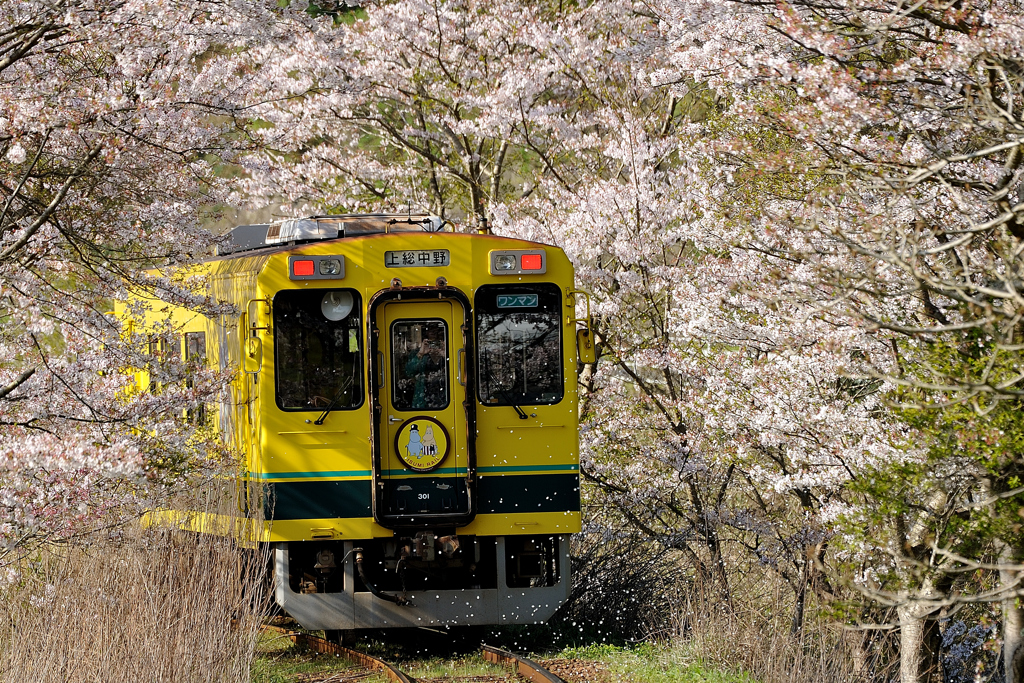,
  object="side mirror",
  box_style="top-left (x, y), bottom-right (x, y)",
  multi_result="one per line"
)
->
top-left (576, 328), bottom-right (596, 364)
top-left (244, 336), bottom-right (263, 373)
